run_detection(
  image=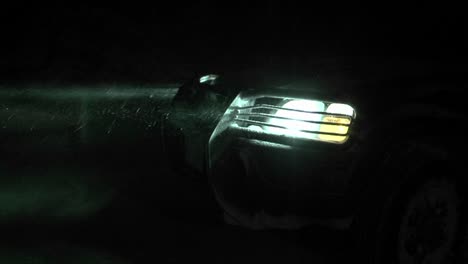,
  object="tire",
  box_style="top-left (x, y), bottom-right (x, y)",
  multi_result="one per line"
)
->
top-left (352, 141), bottom-right (465, 264)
